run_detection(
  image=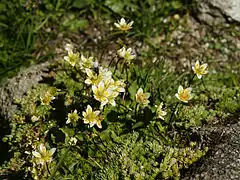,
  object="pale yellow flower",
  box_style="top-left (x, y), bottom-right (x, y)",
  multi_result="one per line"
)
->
top-left (155, 102), bottom-right (167, 120)
top-left (114, 18), bottom-right (133, 31)
top-left (106, 79), bottom-right (125, 93)
top-left (96, 115), bottom-right (104, 129)
top-left (114, 80), bottom-right (126, 93)
top-left (117, 47), bottom-right (136, 64)
top-left (64, 50), bottom-right (80, 67)
top-left (32, 144), bottom-right (56, 165)
top-left (192, 60), bottom-right (208, 79)
top-left (40, 92), bottom-right (55, 105)
top-left (82, 105), bottom-right (102, 128)
top-left (80, 54), bottom-right (94, 69)
top-left (85, 68), bottom-right (100, 85)
top-left (85, 68), bottom-right (112, 86)
top-left (175, 85), bottom-right (193, 103)
top-left (66, 110), bottom-right (79, 125)
top-left (92, 81), bottom-right (109, 108)
top-left (107, 91), bottom-right (119, 107)
top-left (136, 88), bottom-right (150, 107)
